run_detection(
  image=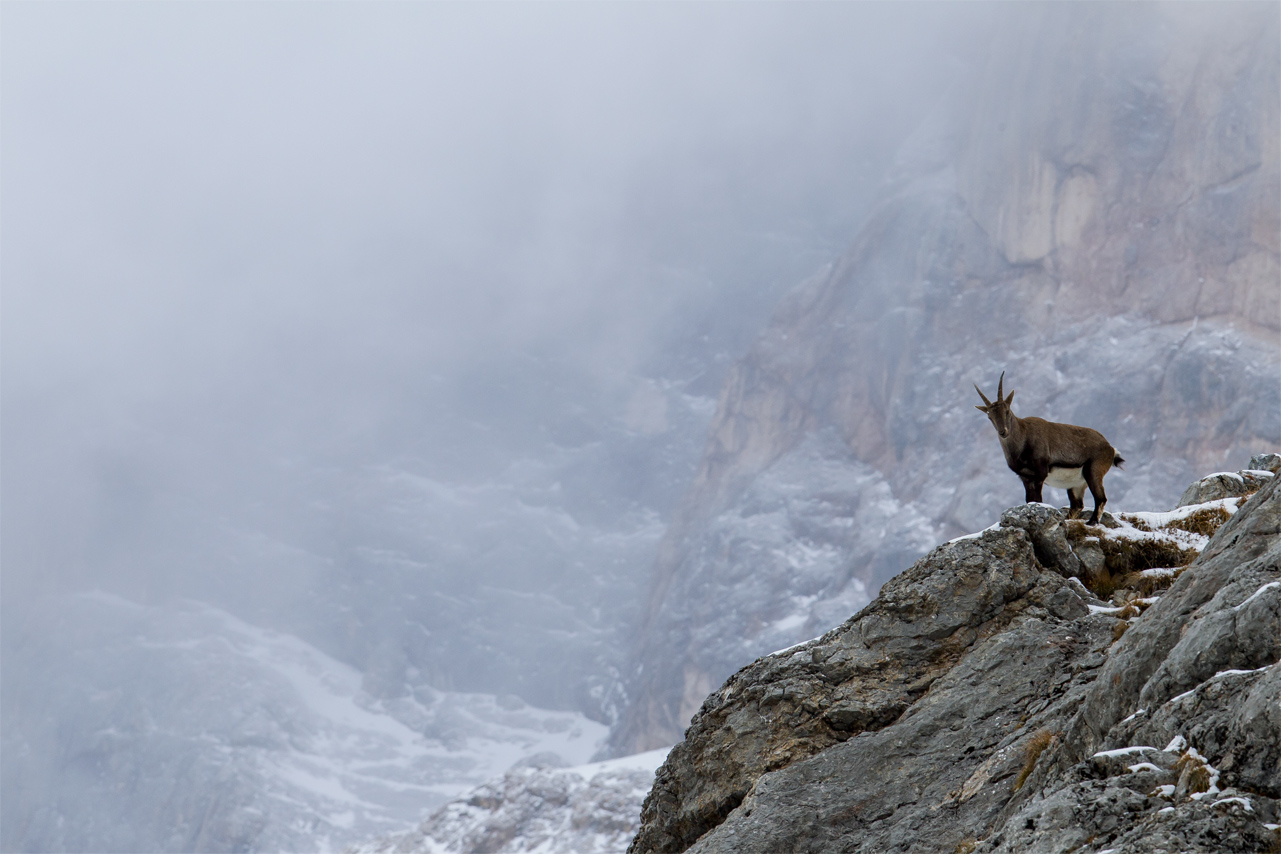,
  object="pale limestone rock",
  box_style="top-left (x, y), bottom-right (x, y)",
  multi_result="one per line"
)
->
top-left (1053, 170), bottom-right (1098, 251)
